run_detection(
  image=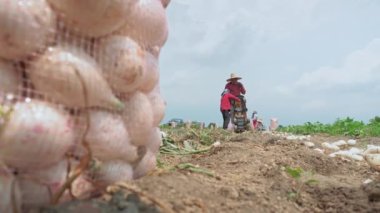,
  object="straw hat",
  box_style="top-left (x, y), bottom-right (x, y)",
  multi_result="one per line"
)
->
top-left (226, 73), bottom-right (242, 81)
